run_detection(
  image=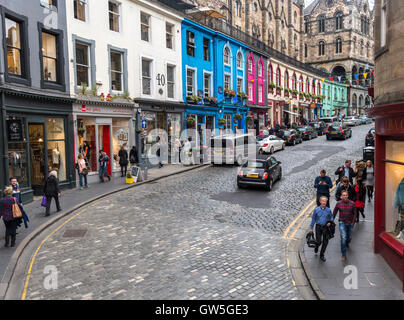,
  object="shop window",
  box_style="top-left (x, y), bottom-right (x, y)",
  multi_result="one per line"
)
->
top-left (46, 118), bottom-right (66, 181)
top-left (7, 115), bottom-right (28, 188)
top-left (42, 32), bottom-right (57, 82)
top-left (167, 113), bottom-right (181, 143)
top-left (112, 119), bottom-right (130, 172)
top-left (385, 141), bottom-right (404, 243)
top-left (77, 118), bottom-right (96, 172)
top-left (141, 112), bottom-right (156, 154)
top-left (74, 0), bottom-right (87, 21)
